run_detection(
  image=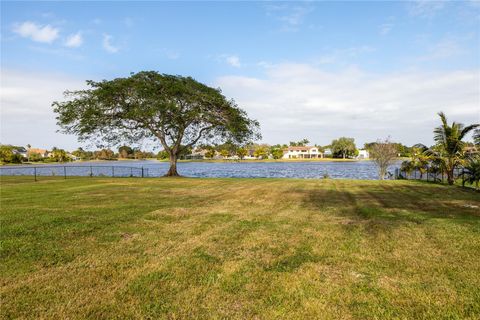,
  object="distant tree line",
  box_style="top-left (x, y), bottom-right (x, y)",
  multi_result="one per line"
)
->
top-left (178, 137), bottom-right (416, 161)
top-left (71, 147), bottom-right (156, 161)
